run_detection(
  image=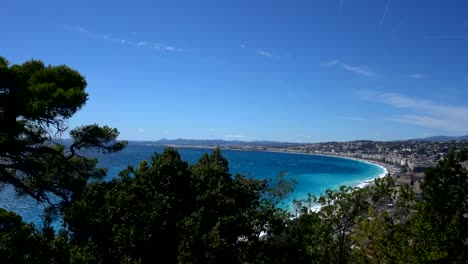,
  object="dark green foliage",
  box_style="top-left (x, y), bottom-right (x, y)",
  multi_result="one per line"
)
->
top-left (350, 179), bottom-right (416, 263)
top-left (3, 136), bottom-right (468, 264)
top-left (0, 208), bottom-right (59, 263)
top-left (412, 145), bottom-right (468, 262)
top-left (62, 147), bottom-right (293, 263)
top-left (274, 185), bottom-right (377, 264)
top-left (261, 211), bottom-right (323, 263)
top-left (350, 147), bottom-right (468, 263)
top-left (0, 208), bottom-right (104, 264)
top-left (422, 145), bottom-right (468, 221)
top-left (0, 208), bottom-right (42, 263)
top-left (0, 56), bottom-right (126, 205)
top-left (3, 55), bottom-right (468, 263)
